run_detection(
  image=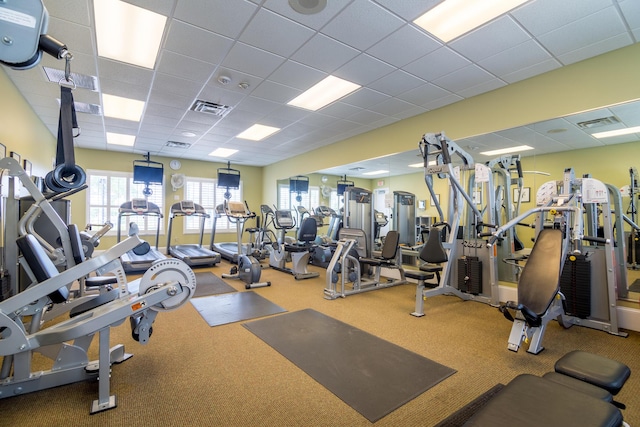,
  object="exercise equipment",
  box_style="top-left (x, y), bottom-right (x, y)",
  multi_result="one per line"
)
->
top-left (166, 200), bottom-right (221, 267)
top-left (342, 187), bottom-right (376, 258)
top-left (491, 169), bottom-right (627, 354)
top-left (465, 351), bottom-right (630, 426)
top-left (117, 199), bottom-right (166, 273)
top-left (266, 208), bottom-right (319, 280)
top-left (0, 227), bottom-right (196, 413)
top-left (411, 132), bottom-right (499, 317)
top-left (324, 230), bottom-right (406, 299)
top-left (220, 200), bottom-right (270, 289)
top-left (392, 191), bottom-right (417, 247)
